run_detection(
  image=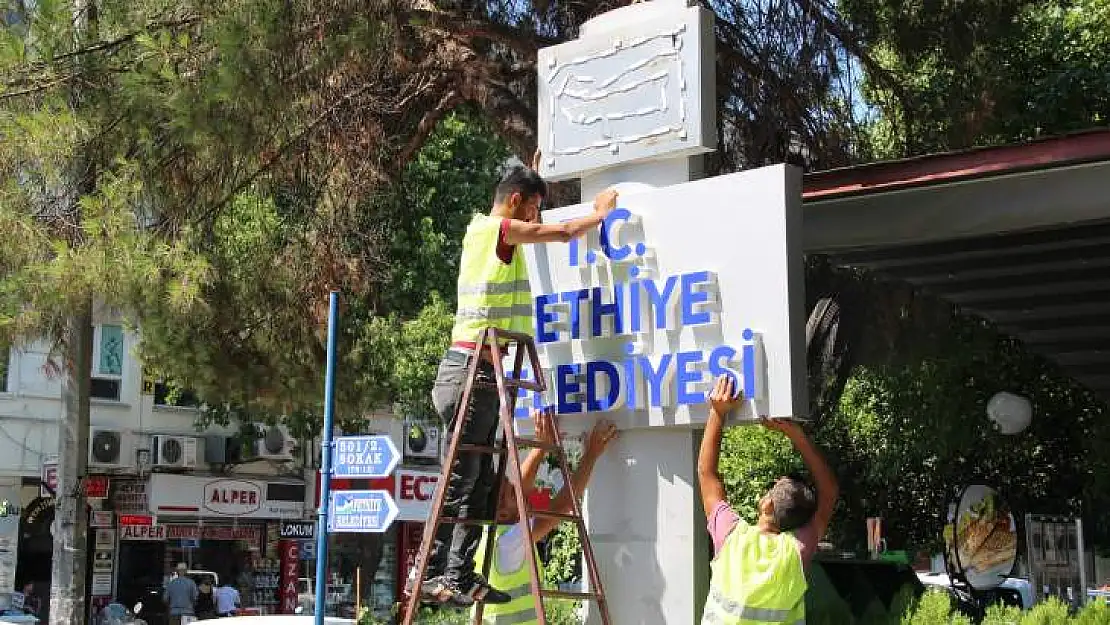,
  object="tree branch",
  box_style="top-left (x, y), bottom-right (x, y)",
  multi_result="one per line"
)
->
top-left (2, 15), bottom-right (201, 88)
top-left (394, 89), bottom-right (463, 172)
top-left (409, 8), bottom-right (555, 58)
top-left (791, 0), bottom-right (916, 151)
